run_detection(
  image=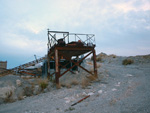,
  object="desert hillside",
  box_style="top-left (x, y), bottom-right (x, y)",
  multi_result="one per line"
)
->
top-left (0, 53), bottom-right (150, 113)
